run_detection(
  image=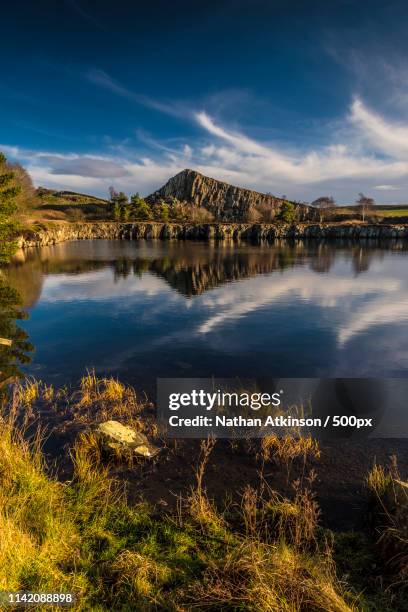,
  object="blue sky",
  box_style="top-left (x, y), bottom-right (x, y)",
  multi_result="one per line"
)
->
top-left (2, 0), bottom-right (408, 203)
